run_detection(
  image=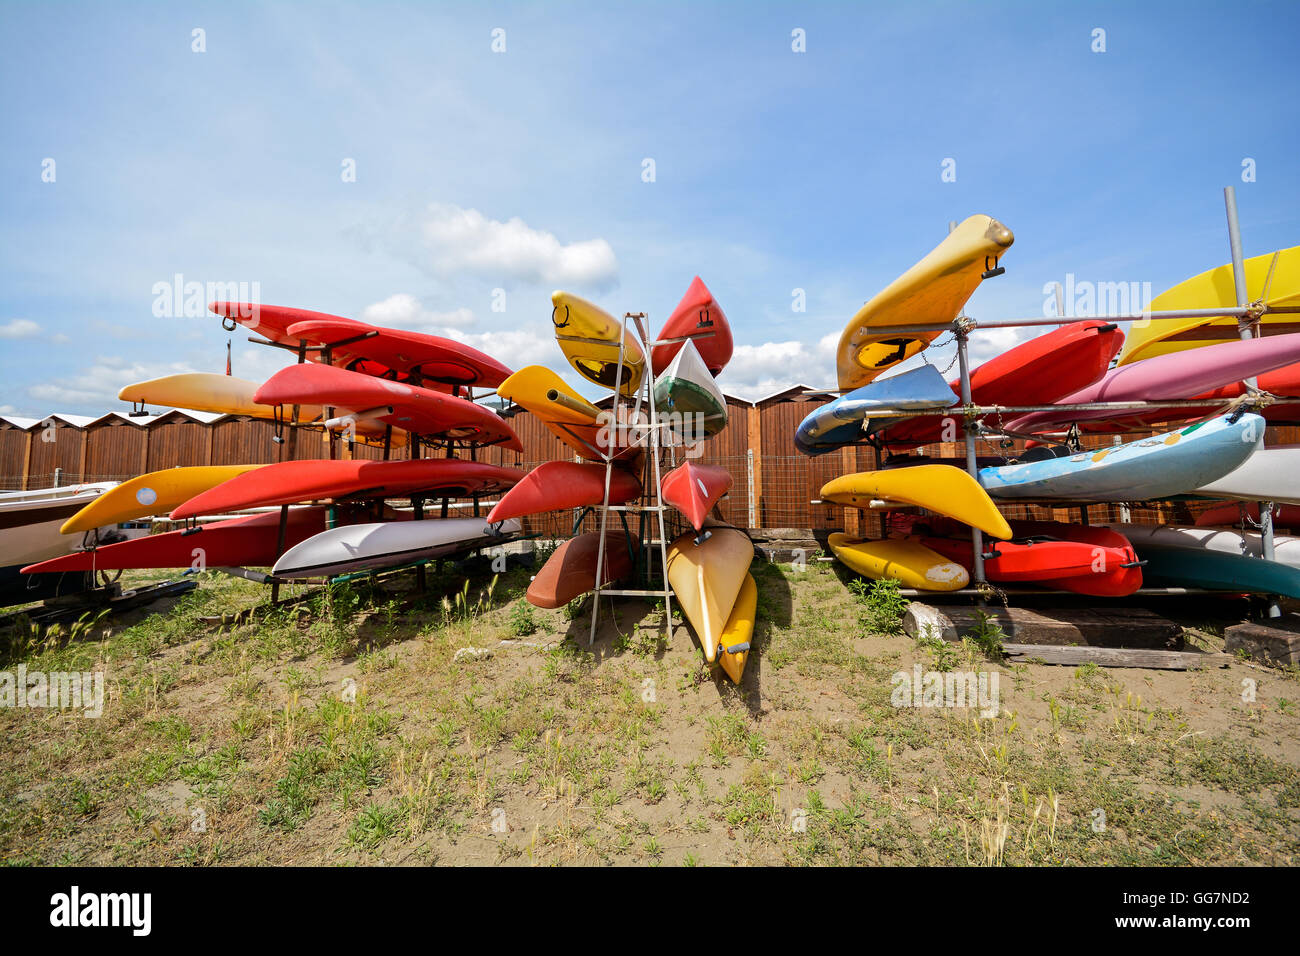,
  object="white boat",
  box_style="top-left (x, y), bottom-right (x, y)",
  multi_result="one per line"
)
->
top-left (1105, 522), bottom-right (1300, 572)
top-left (271, 517), bottom-right (522, 579)
top-left (1195, 444), bottom-right (1300, 505)
top-left (0, 483), bottom-right (118, 570)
